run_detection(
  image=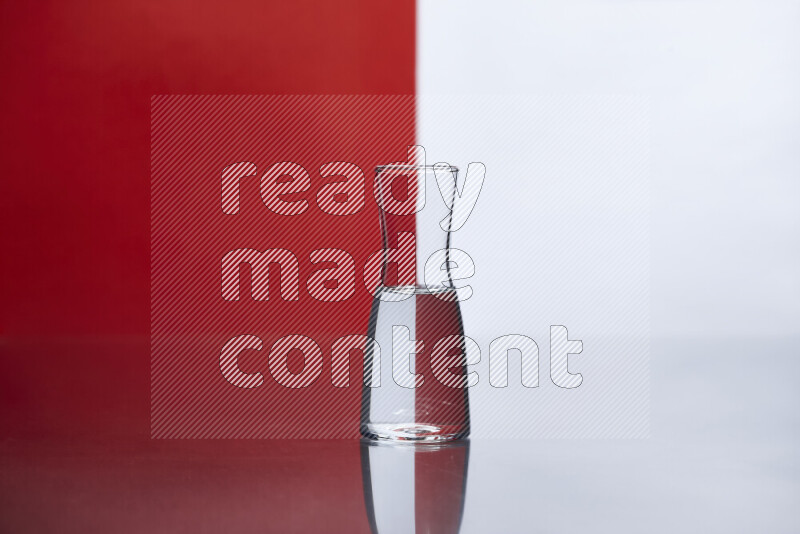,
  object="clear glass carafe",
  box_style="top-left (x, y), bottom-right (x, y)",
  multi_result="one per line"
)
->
top-left (361, 164), bottom-right (470, 442)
